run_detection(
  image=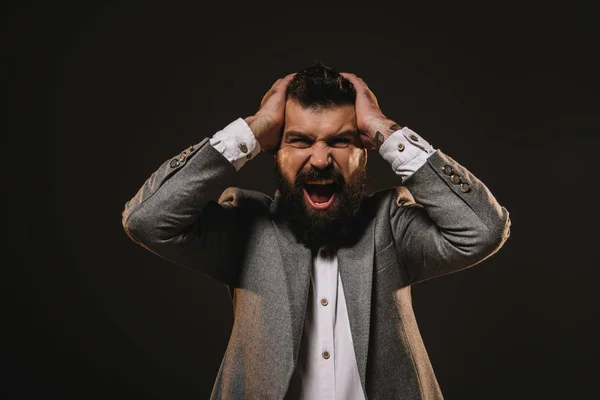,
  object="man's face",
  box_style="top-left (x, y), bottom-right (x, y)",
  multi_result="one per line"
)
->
top-left (274, 100), bottom-right (368, 245)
